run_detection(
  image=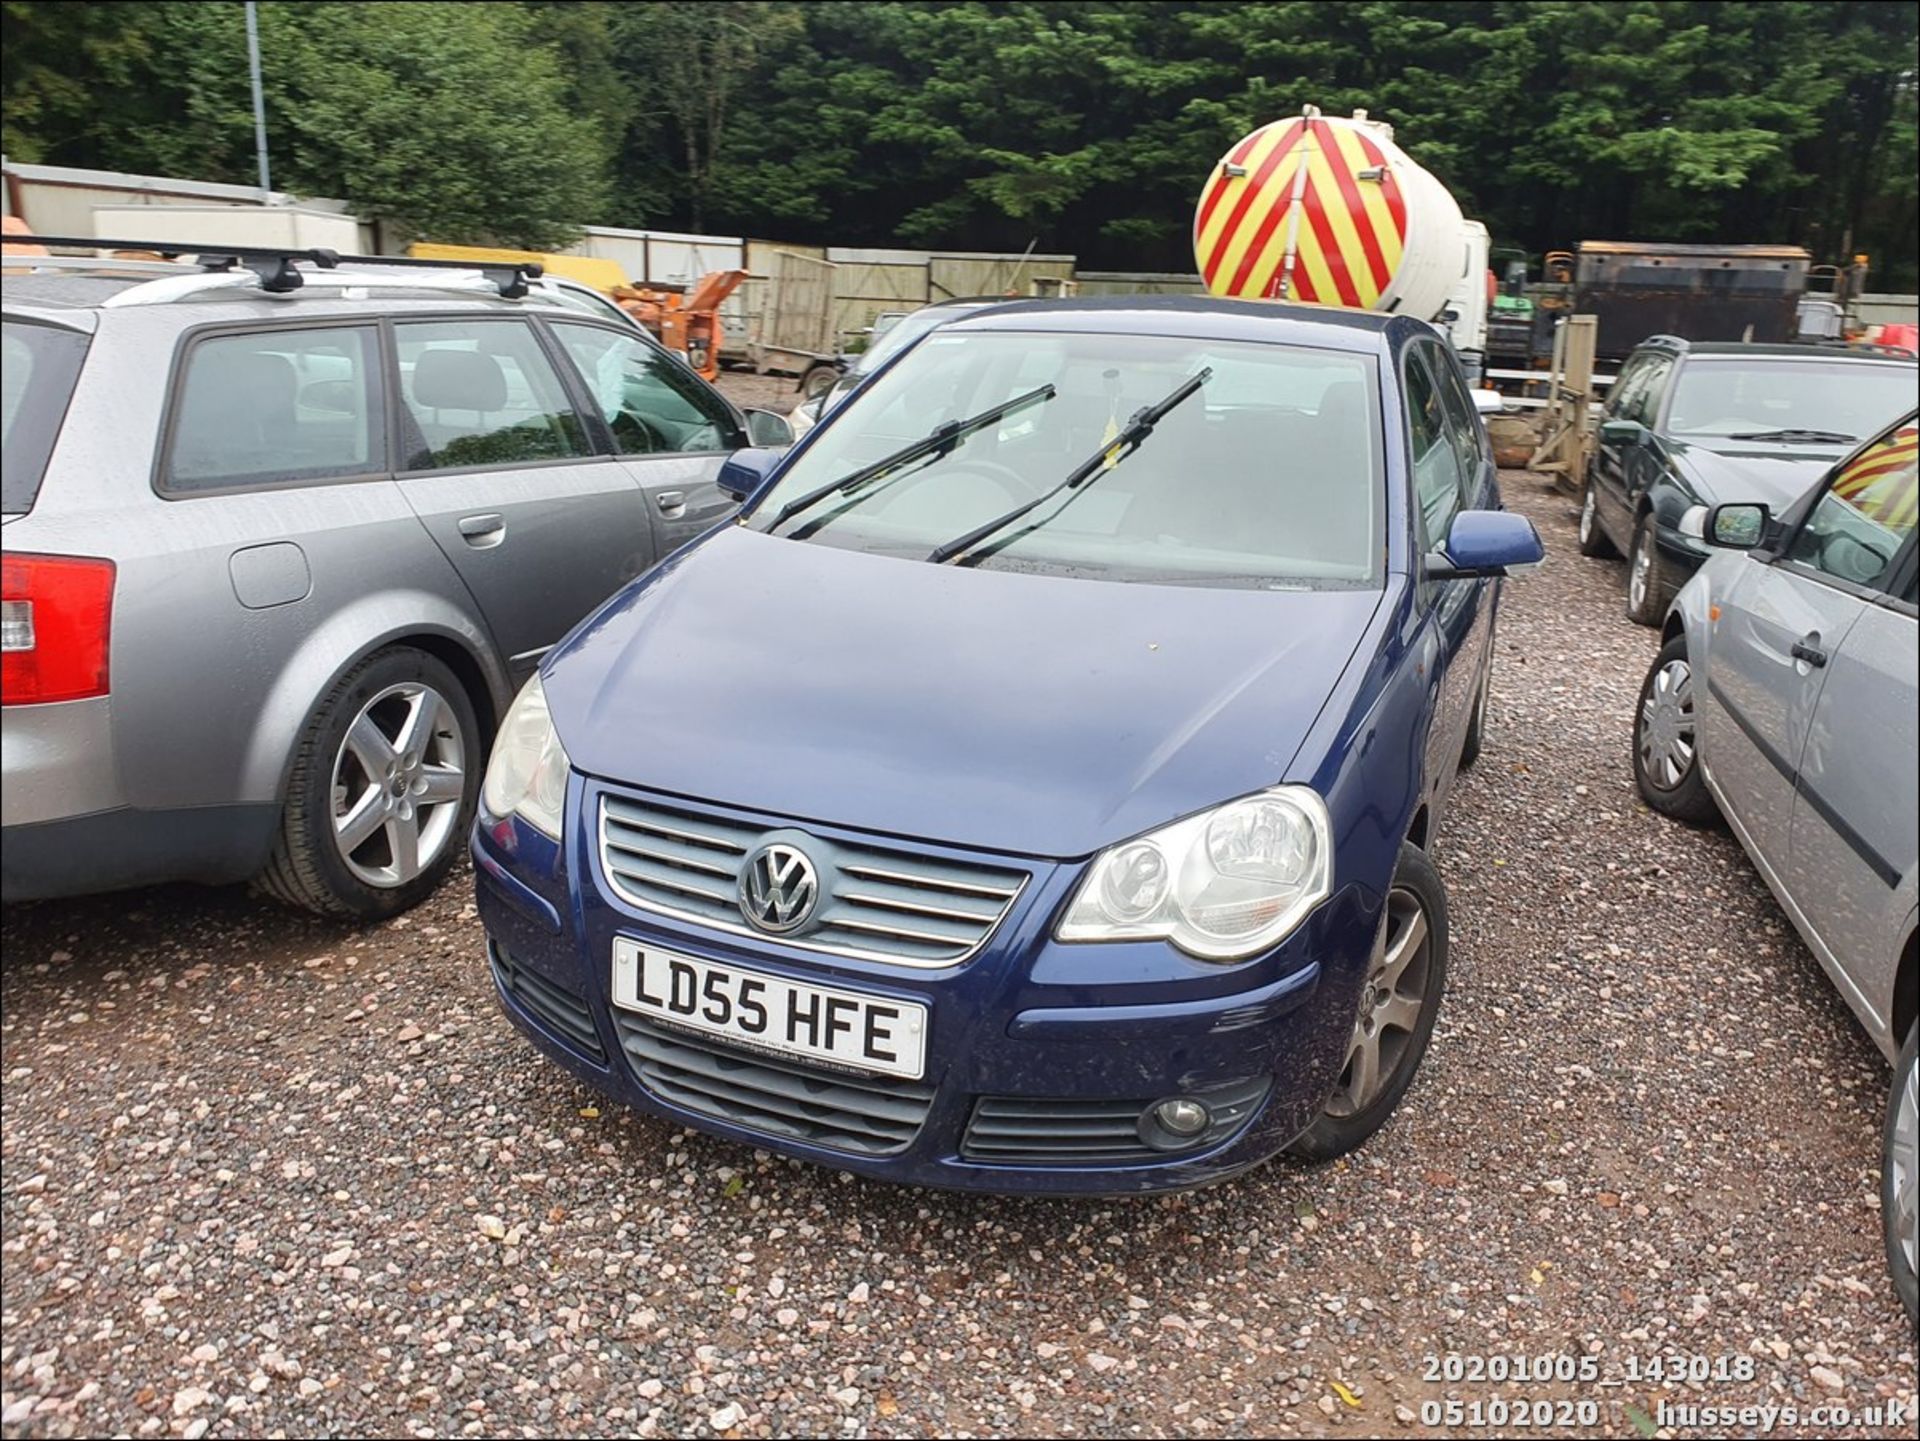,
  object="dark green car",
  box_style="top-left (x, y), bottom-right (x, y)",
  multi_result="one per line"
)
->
top-left (1579, 336), bottom-right (1917, 624)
